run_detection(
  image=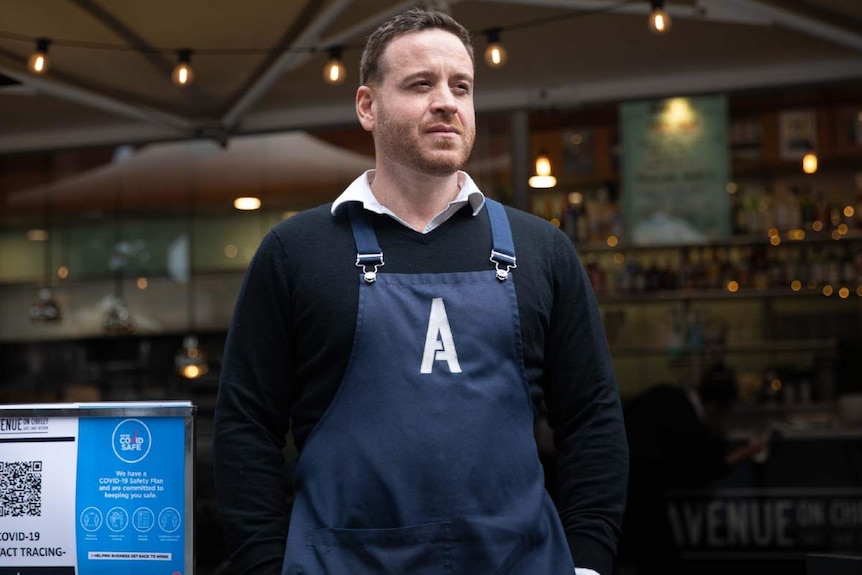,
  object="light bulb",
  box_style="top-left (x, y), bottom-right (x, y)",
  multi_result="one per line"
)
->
top-left (649, 2), bottom-right (671, 33)
top-left (483, 29), bottom-right (507, 68)
top-left (233, 196), bottom-right (261, 210)
top-left (176, 335), bottom-right (209, 379)
top-left (171, 49), bottom-right (194, 86)
top-left (802, 150), bottom-right (818, 174)
top-left (323, 47), bottom-right (346, 85)
top-left (485, 28), bottom-right (508, 68)
top-left (529, 153), bottom-right (557, 189)
top-left (28, 39), bottom-right (51, 75)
